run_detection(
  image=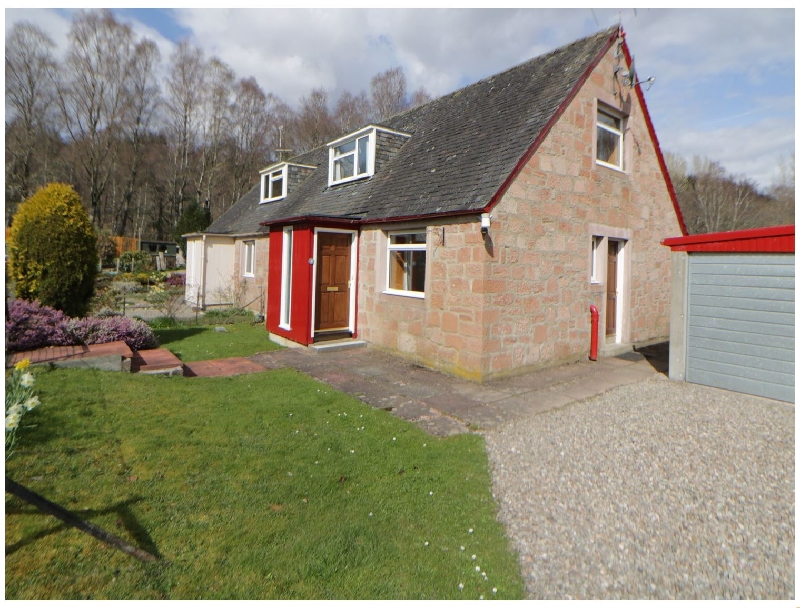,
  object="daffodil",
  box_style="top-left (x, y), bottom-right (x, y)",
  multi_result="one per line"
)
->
top-left (20, 373), bottom-right (34, 388)
top-left (23, 396), bottom-right (40, 411)
top-left (6, 411), bottom-right (20, 432)
top-left (14, 359), bottom-right (30, 371)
